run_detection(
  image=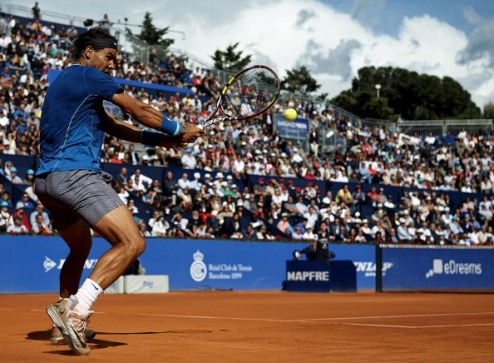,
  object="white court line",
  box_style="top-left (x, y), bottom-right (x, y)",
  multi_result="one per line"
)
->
top-left (135, 311), bottom-right (494, 323)
top-left (299, 311), bottom-right (494, 322)
top-left (137, 313), bottom-right (295, 322)
top-left (342, 322), bottom-right (494, 329)
top-left (28, 309), bottom-right (494, 324)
